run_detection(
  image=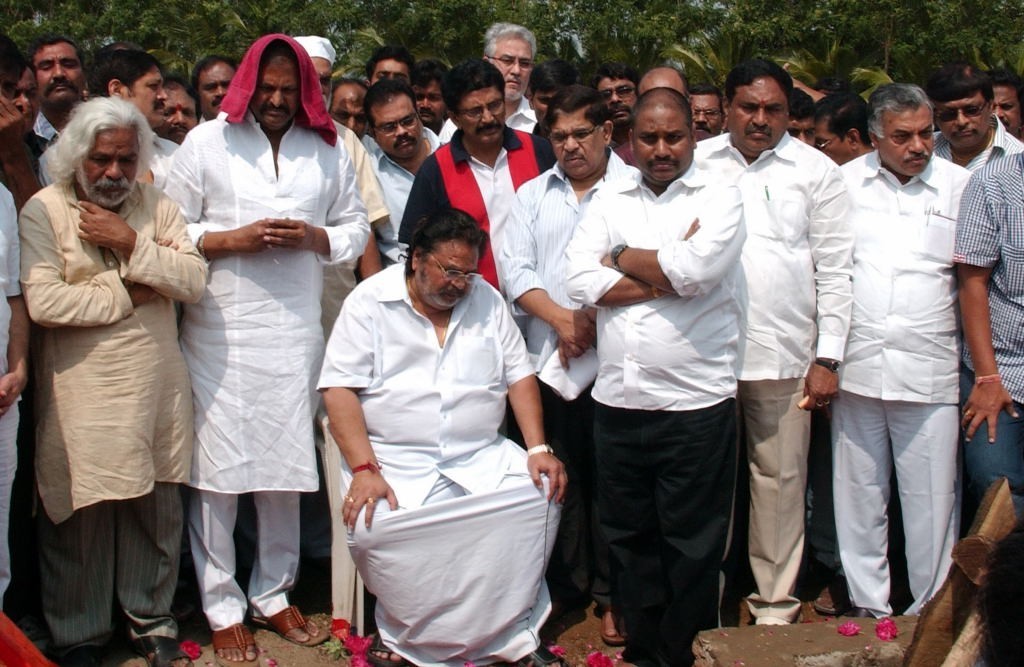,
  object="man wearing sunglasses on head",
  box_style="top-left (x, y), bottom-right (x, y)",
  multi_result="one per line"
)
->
top-left (926, 62), bottom-right (1024, 172)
